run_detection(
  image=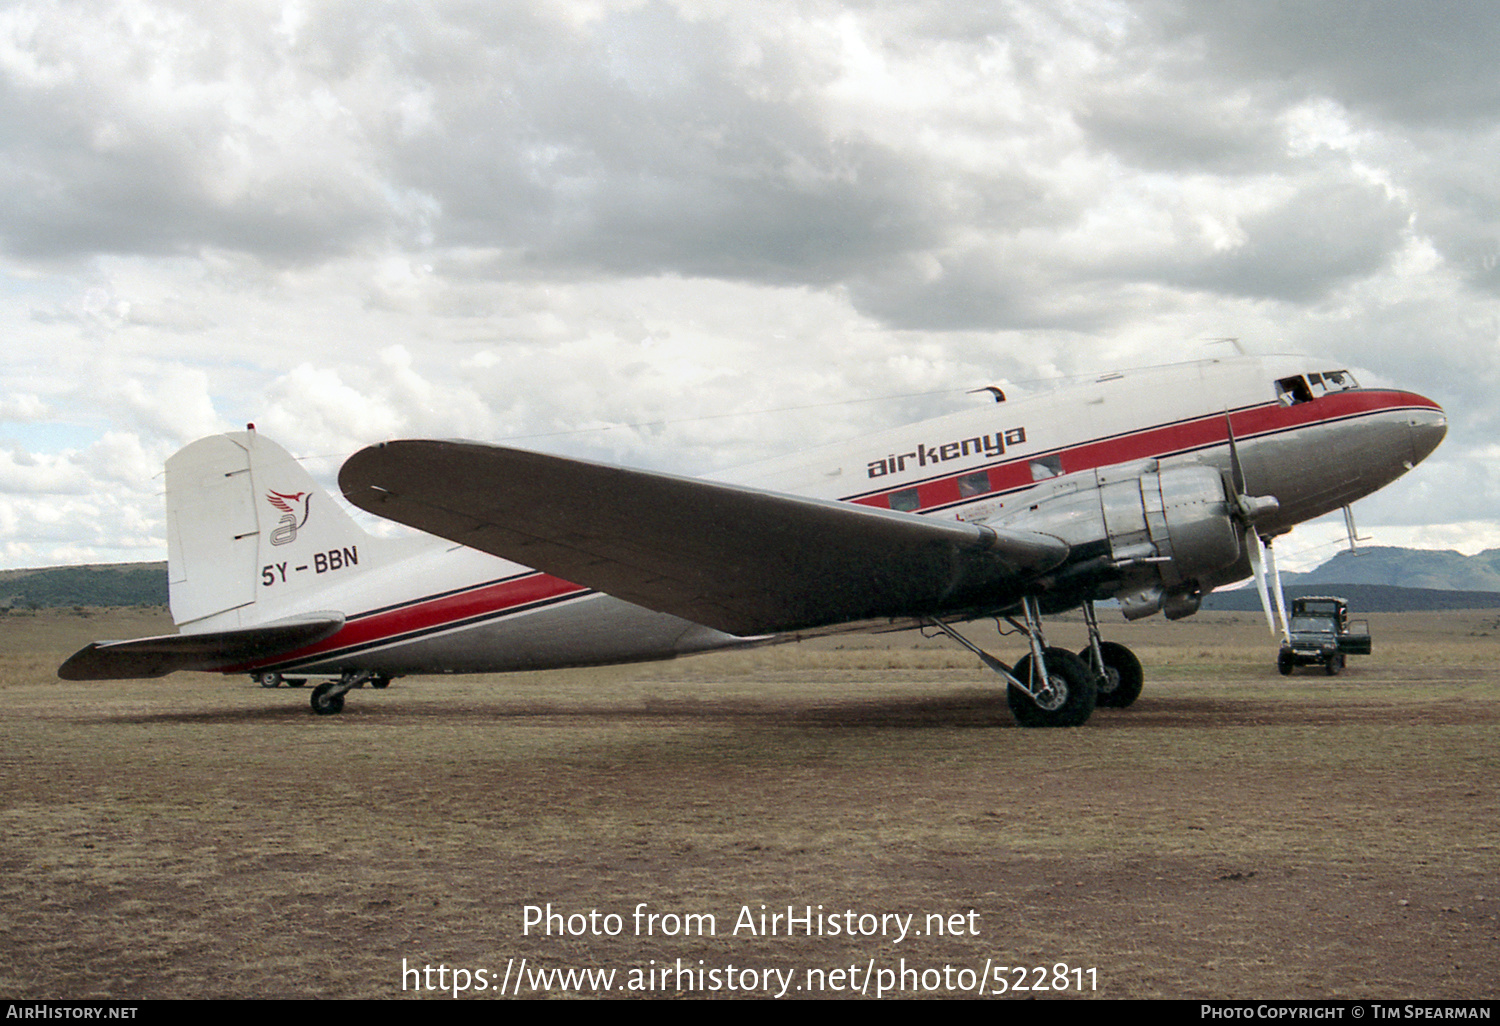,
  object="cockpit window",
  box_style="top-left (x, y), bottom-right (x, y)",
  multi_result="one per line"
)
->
top-left (1277, 370), bottom-right (1359, 405)
top-left (1276, 376), bottom-right (1314, 405)
top-left (1310, 369), bottom-right (1359, 396)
